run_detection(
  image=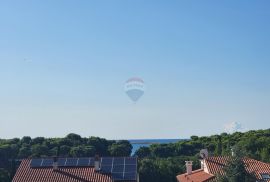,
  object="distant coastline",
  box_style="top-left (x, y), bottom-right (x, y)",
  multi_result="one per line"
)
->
top-left (128, 139), bottom-right (188, 155)
top-left (129, 139), bottom-right (185, 144)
